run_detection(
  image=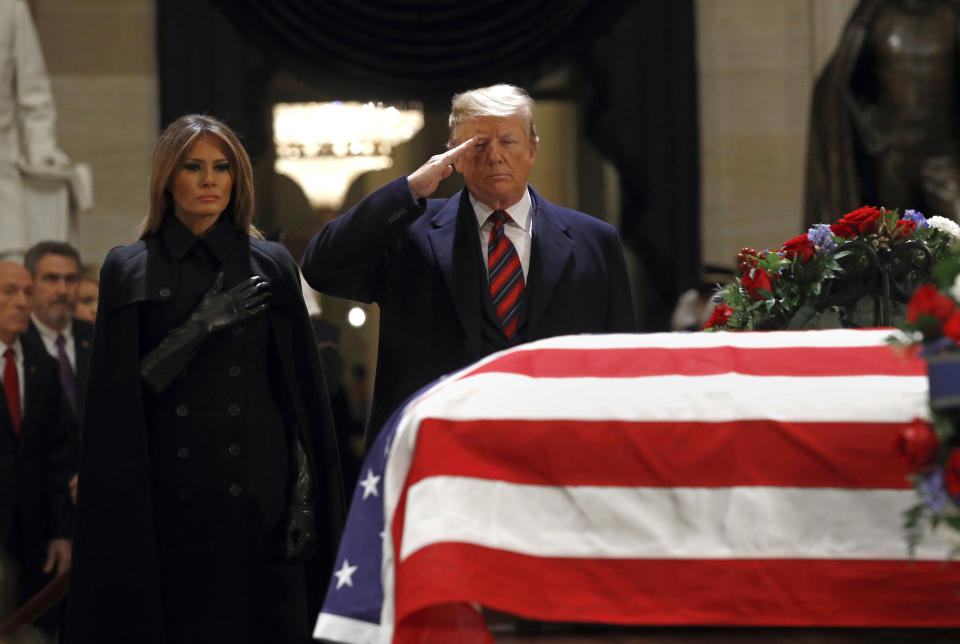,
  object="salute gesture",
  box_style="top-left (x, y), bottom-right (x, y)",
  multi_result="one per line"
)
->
top-left (407, 137), bottom-right (476, 199)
